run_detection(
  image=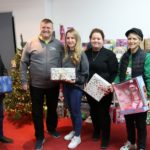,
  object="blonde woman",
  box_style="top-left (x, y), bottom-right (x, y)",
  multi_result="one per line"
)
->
top-left (62, 28), bottom-right (89, 149)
